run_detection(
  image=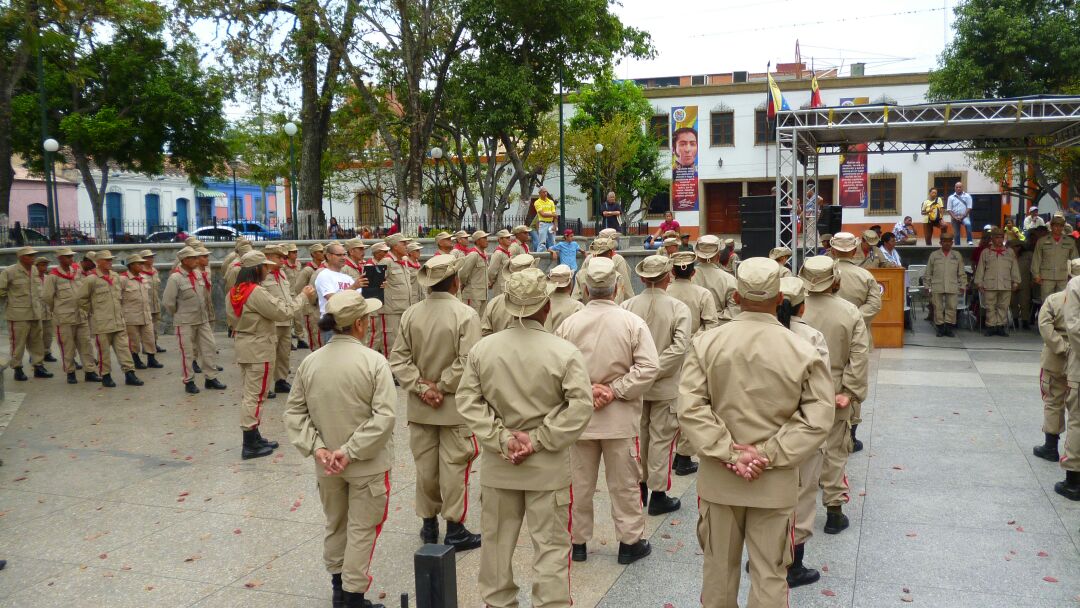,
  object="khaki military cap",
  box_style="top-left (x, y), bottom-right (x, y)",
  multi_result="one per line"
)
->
top-left (370, 242), bottom-right (390, 254)
top-left (670, 251), bottom-right (696, 267)
top-left (988, 226), bottom-right (1004, 236)
top-left (779, 276), bottom-right (808, 306)
top-left (471, 230), bottom-right (489, 241)
top-left (494, 229), bottom-right (511, 239)
top-left (236, 235), bottom-right (251, 244)
top-left (735, 257), bottom-right (780, 301)
top-left (636, 255), bottom-right (672, 279)
top-left (308, 243), bottom-right (325, 254)
top-left (34, 256), bottom-right (49, 265)
top-left (548, 264), bottom-right (574, 287)
top-left (820, 233), bottom-right (833, 242)
top-left (695, 234), bottom-right (721, 259)
top-left (195, 247), bottom-right (211, 256)
top-left (724, 238), bottom-right (736, 247)
top-left (434, 231), bottom-right (452, 241)
top-left (240, 250), bottom-right (276, 267)
top-left (85, 251), bottom-right (97, 261)
top-left (384, 233), bottom-right (406, 246)
top-left (505, 267), bottom-right (555, 317)
top-left (417, 255), bottom-right (459, 287)
top-left (176, 246), bottom-right (199, 260)
top-left (508, 253), bottom-right (536, 273)
top-left (583, 256), bottom-right (617, 289)
top-left (263, 243), bottom-right (287, 256)
top-left (286, 243), bottom-right (298, 252)
top-left (328, 240), bottom-right (343, 248)
top-left (800, 255), bottom-right (839, 293)
top-left (325, 290), bottom-right (382, 330)
top-left (345, 238), bottom-right (367, 251)
top-left (184, 237), bottom-right (201, 247)
top-left (1070, 258), bottom-right (1080, 277)
top-left (512, 225), bottom-right (530, 236)
top-left (236, 241), bottom-right (253, 254)
top-left (15, 246), bottom-right (38, 257)
top-left (598, 228), bottom-right (620, 239)
top-left (590, 237), bottom-right (616, 254)
top-left (407, 242), bottom-right (423, 253)
top-left (55, 248), bottom-right (75, 257)
top-left (662, 237), bottom-right (679, 248)
top-left (95, 250), bottom-right (115, 260)
top-left (862, 230), bottom-right (880, 246)
top-left (125, 253), bottom-right (145, 265)
top-left (830, 232), bottom-right (858, 252)
top-left (769, 246), bottom-right (793, 260)
top-left (1050, 214), bottom-right (1066, 226)
top-left (452, 230), bottom-right (469, 239)
top-left (663, 230), bottom-right (680, 240)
